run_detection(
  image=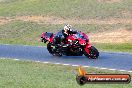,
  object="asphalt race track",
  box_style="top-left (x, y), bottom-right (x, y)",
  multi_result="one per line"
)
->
top-left (0, 44), bottom-right (132, 71)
